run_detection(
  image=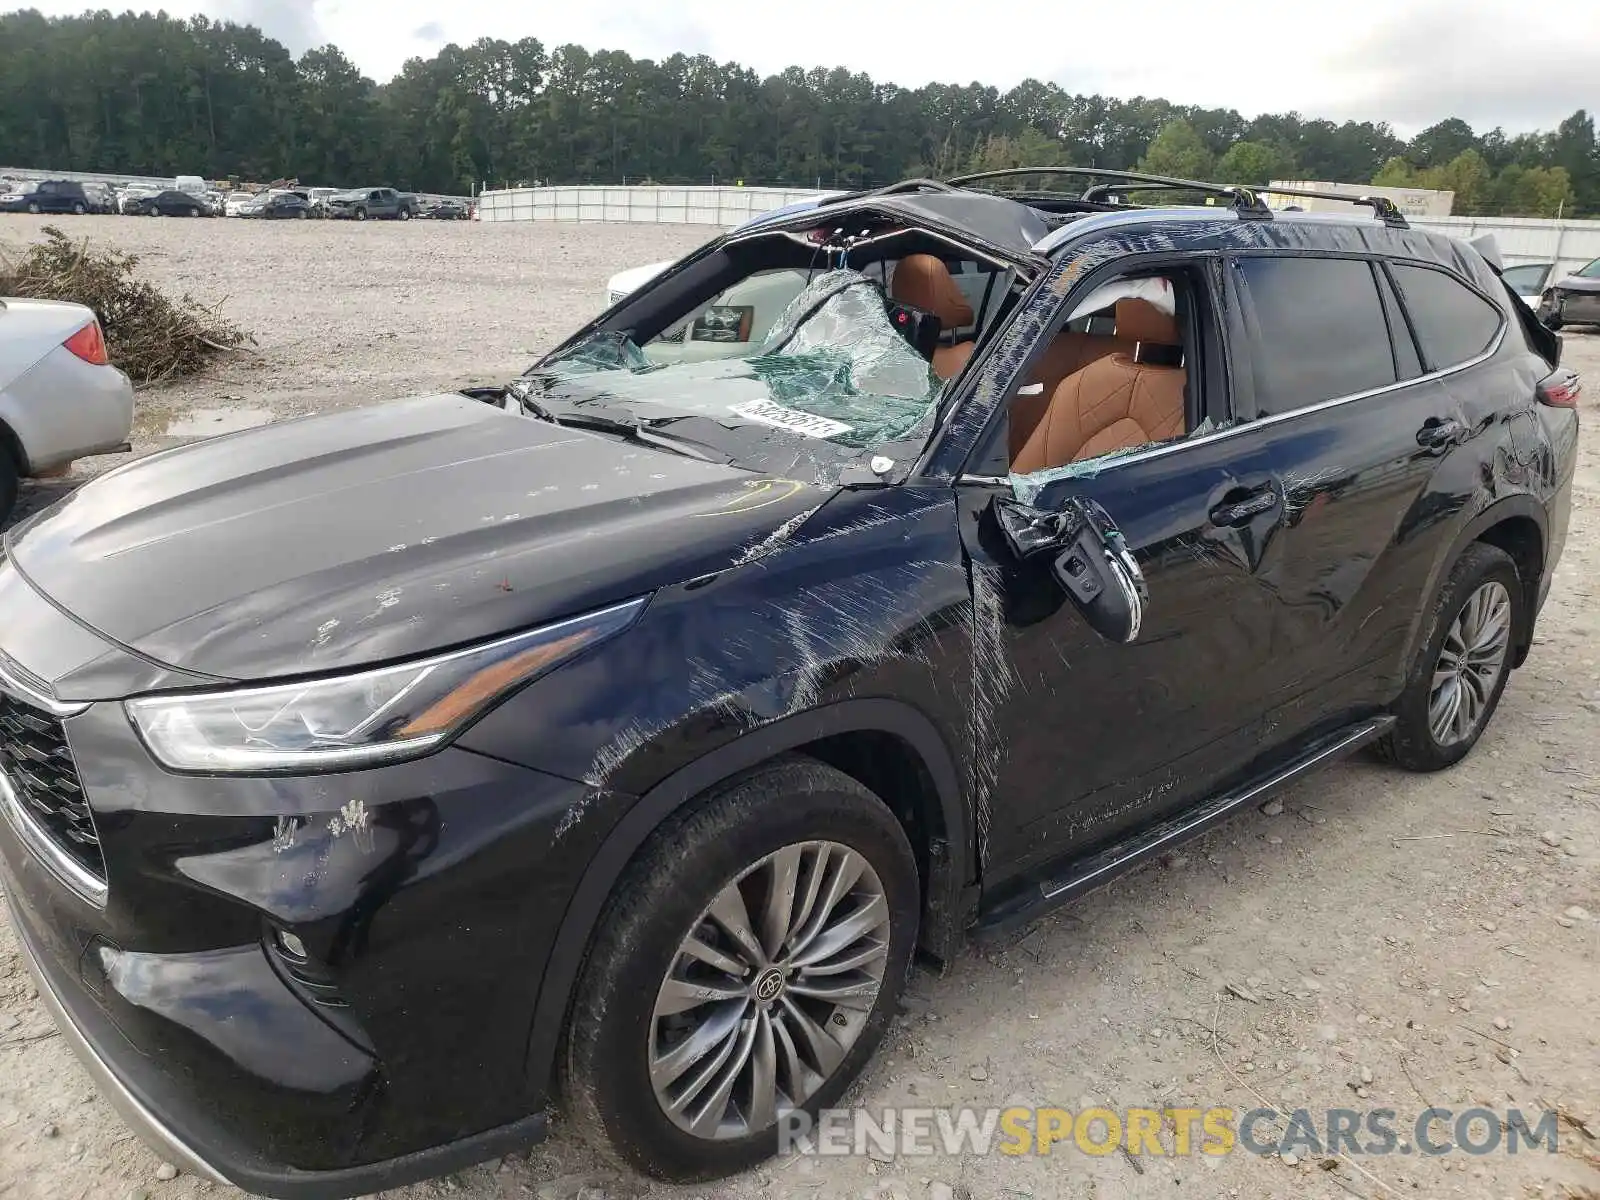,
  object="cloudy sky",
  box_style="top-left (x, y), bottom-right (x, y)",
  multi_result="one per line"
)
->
top-left (21, 0), bottom-right (1600, 135)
